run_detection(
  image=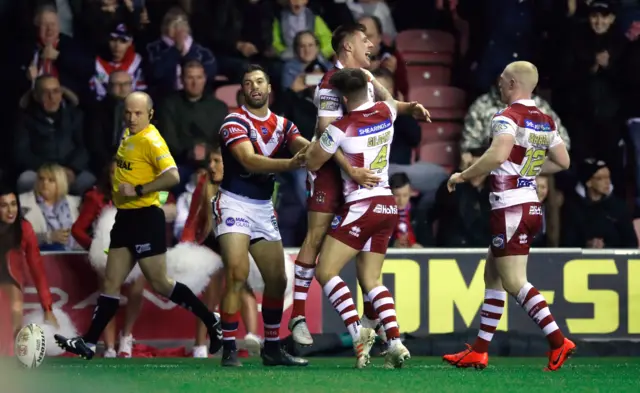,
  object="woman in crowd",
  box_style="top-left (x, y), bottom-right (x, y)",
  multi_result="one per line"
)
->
top-left (0, 185), bottom-right (57, 351)
top-left (176, 146), bottom-right (261, 358)
top-left (19, 163), bottom-right (81, 251)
